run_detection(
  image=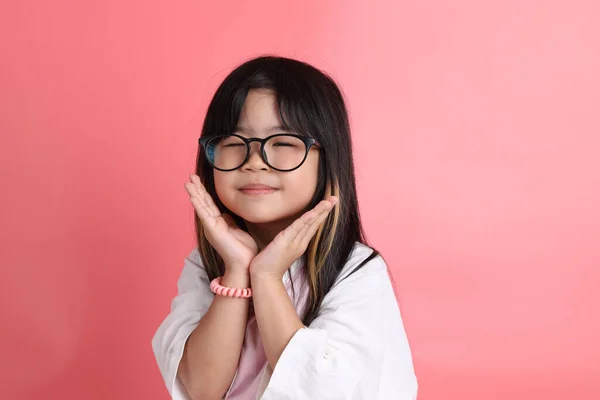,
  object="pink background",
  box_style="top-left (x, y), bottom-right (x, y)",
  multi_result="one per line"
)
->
top-left (1, 1), bottom-right (599, 399)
